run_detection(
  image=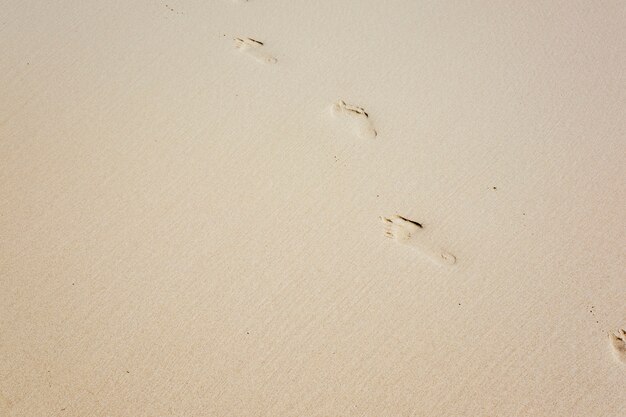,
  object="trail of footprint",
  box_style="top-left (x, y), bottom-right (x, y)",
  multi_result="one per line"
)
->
top-left (331, 100), bottom-right (377, 139)
top-left (380, 215), bottom-right (456, 266)
top-left (609, 329), bottom-right (626, 365)
top-left (234, 37), bottom-right (277, 64)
